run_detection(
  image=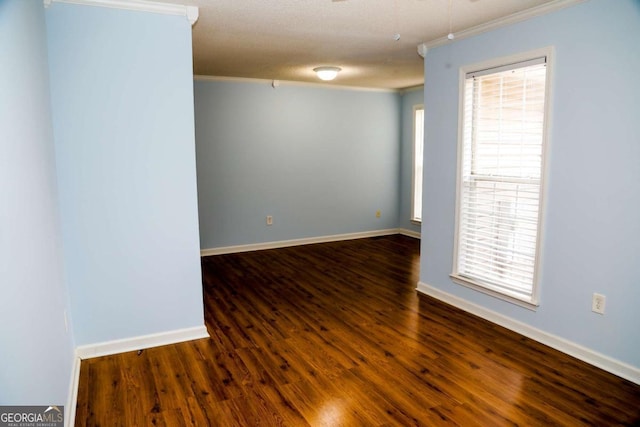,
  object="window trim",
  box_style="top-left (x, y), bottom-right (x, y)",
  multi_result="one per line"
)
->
top-left (411, 104), bottom-right (424, 224)
top-left (450, 47), bottom-right (554, 309)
